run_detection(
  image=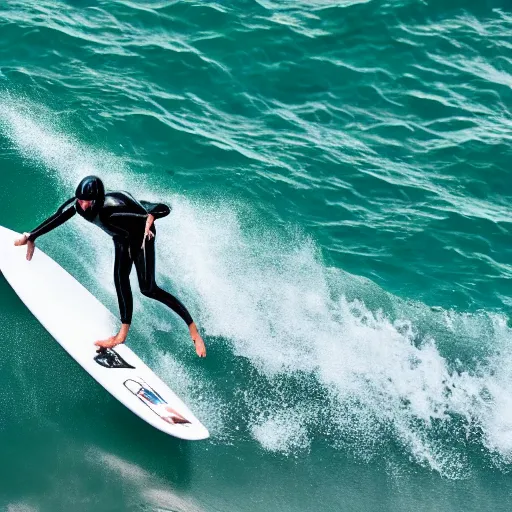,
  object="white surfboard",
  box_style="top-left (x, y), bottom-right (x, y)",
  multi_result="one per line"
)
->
top-left (0, 225), bottom-right (209, 441)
